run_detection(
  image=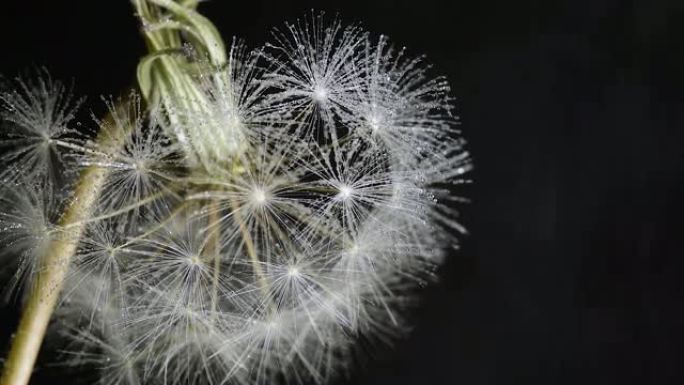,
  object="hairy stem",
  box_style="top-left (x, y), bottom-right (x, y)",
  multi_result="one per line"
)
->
top-left (0, 110), bottom-right (127, 385)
